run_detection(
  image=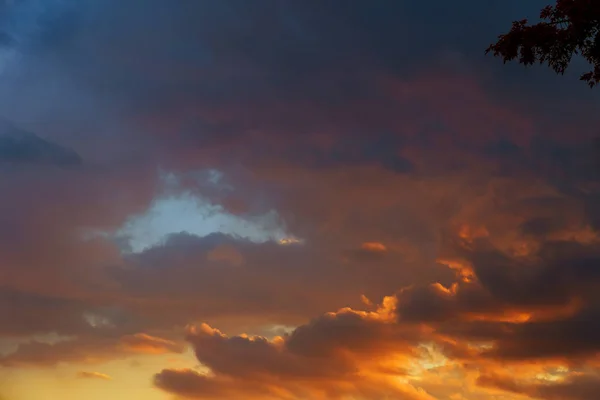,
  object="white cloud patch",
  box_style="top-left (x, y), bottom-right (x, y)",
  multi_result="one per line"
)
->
top-left (114, 170), bottom-right (300, 253)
